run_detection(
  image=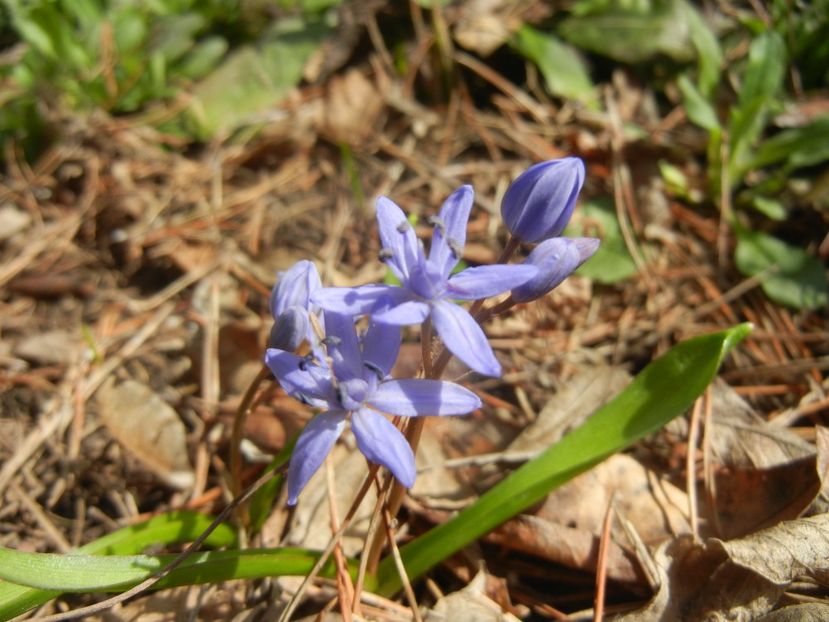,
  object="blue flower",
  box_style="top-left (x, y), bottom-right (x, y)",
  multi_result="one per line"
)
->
top-left (511, 237), bottom-right (600, 303)
top-left (501, 158), bottom-right (585, 243)
top-left (265, 312), bottom-right (482, 504)
top-left (312, 186), bottom-right (537, 377)
top-left (268, 260), bottom-right (322, 351)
